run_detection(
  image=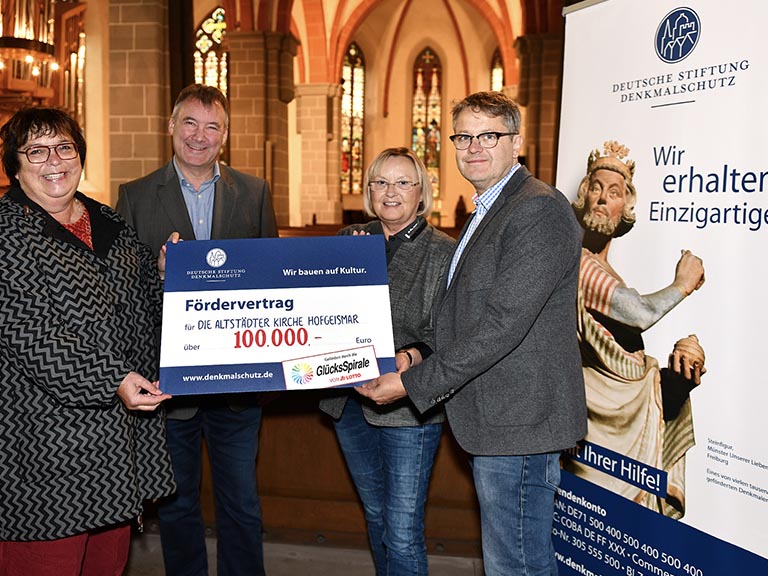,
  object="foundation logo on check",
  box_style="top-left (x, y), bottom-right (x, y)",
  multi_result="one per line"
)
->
top-left (206, 248), bottom-right (227, 268)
